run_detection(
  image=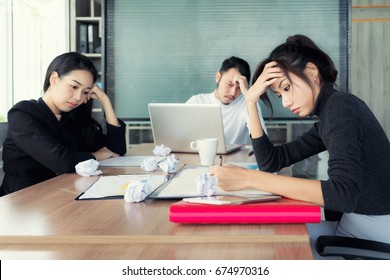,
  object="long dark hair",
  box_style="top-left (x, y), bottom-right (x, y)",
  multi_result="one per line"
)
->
top-left (61, 99), bottom-right (104, 152)
top-left (252, 35), bottom-right (338, 115)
